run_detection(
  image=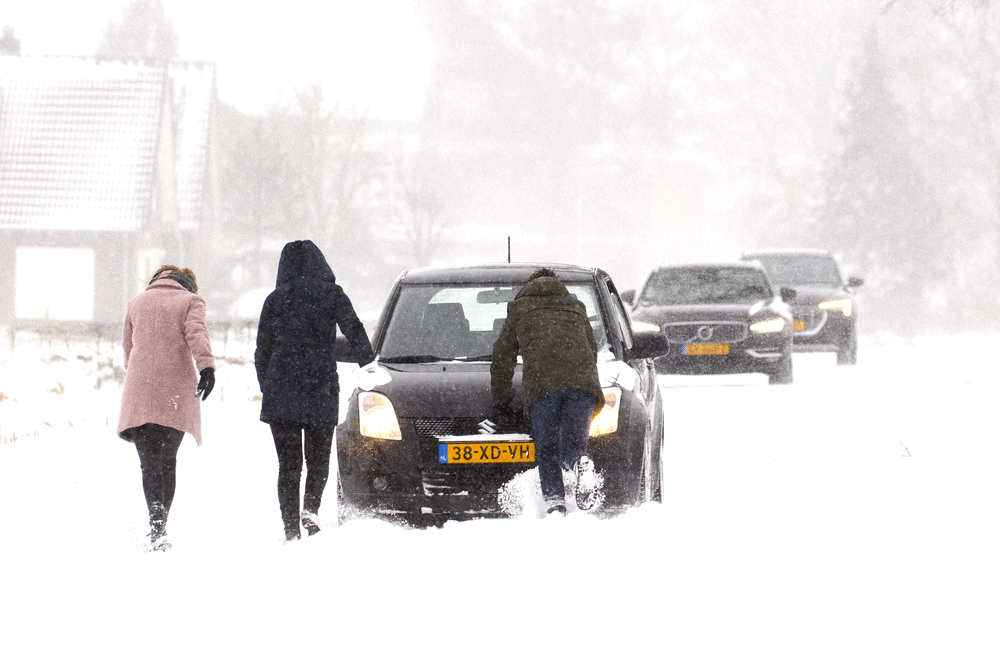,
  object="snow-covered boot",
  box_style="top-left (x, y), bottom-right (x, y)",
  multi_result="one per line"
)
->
top-left (149, 502), bottom-right (171, 552)
top-left (301, 510), bottom-right (321, 537)
top-left (545, 497), bottom-right (567, 516)
top-left (575, 455), bottom-right (597, 511)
